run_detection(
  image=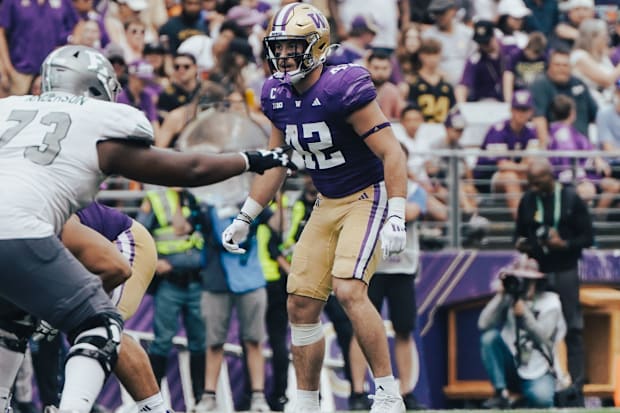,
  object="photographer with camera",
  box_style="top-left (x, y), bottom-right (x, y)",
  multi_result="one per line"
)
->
top-left (478, 255), bottom-right (567, 409)
top-left (514, 158), bottom-right (594, 406)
